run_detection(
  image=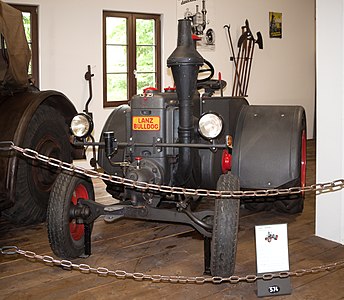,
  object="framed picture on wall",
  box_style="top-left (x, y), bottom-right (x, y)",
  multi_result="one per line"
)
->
top-left (177, 0), bottom-right (216, 51)
top-left (269, 12), bottom-right (282, 38)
